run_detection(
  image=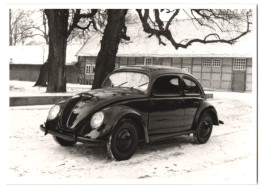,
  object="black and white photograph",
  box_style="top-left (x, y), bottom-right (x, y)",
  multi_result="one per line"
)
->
top-left (4, 0), bottom-right (258, 186)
